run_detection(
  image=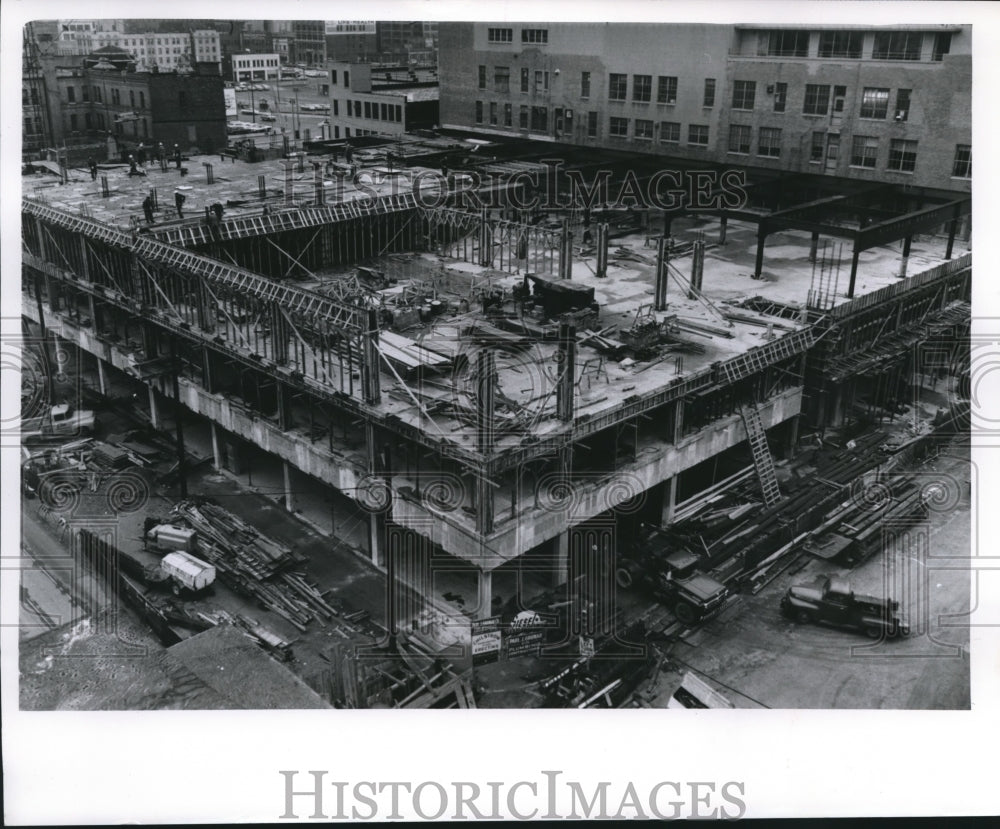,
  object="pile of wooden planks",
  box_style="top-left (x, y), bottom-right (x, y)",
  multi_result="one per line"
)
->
top-left (378, 330), bottom-right (453, 373)
top-left (168, 500), bottom-right (339, 632)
